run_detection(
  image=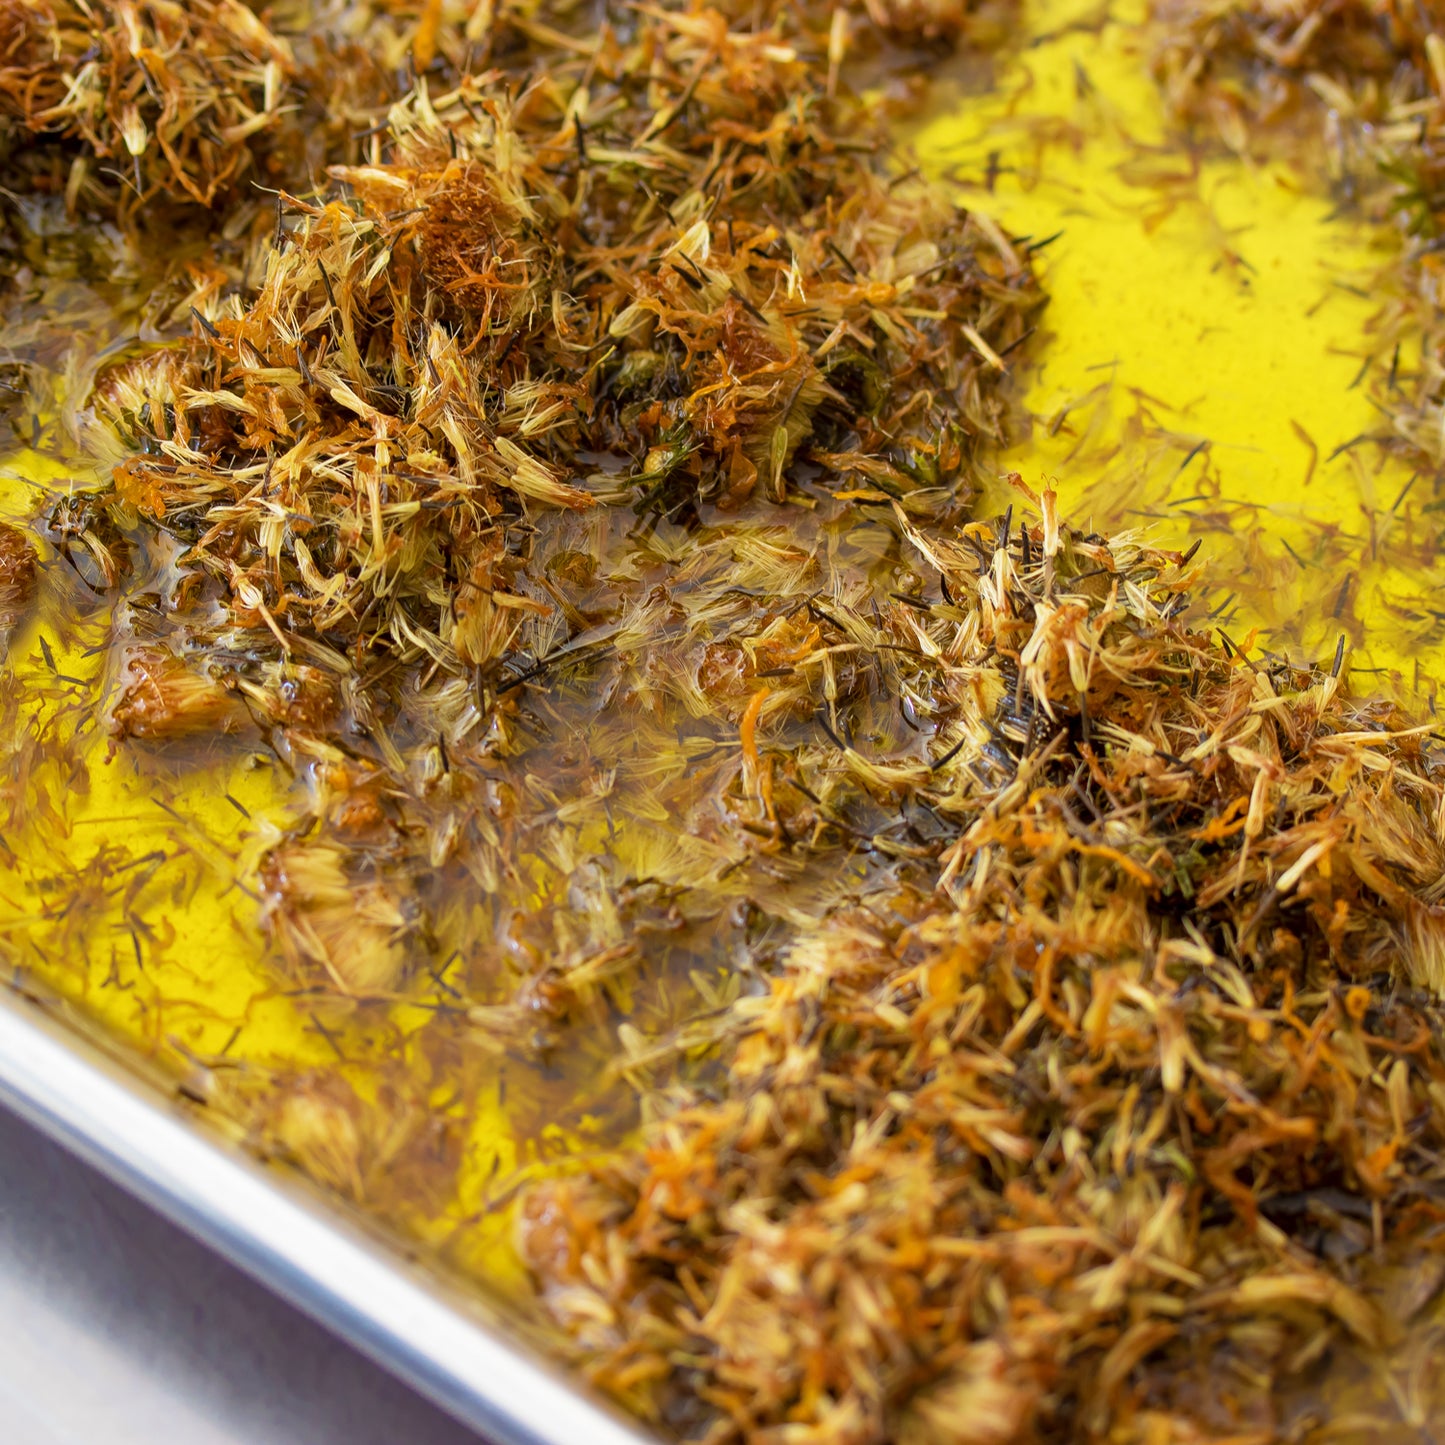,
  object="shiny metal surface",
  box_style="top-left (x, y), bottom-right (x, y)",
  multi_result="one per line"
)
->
top-left (0, 988), bottom-right (656, 1445)
top-left (0, 1101), bottom-right (481, 1445)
